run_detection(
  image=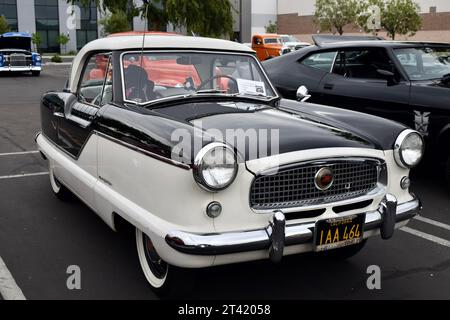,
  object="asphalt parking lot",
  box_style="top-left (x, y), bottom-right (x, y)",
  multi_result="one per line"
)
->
top-left (0, 66), bottom-right (449, 300)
